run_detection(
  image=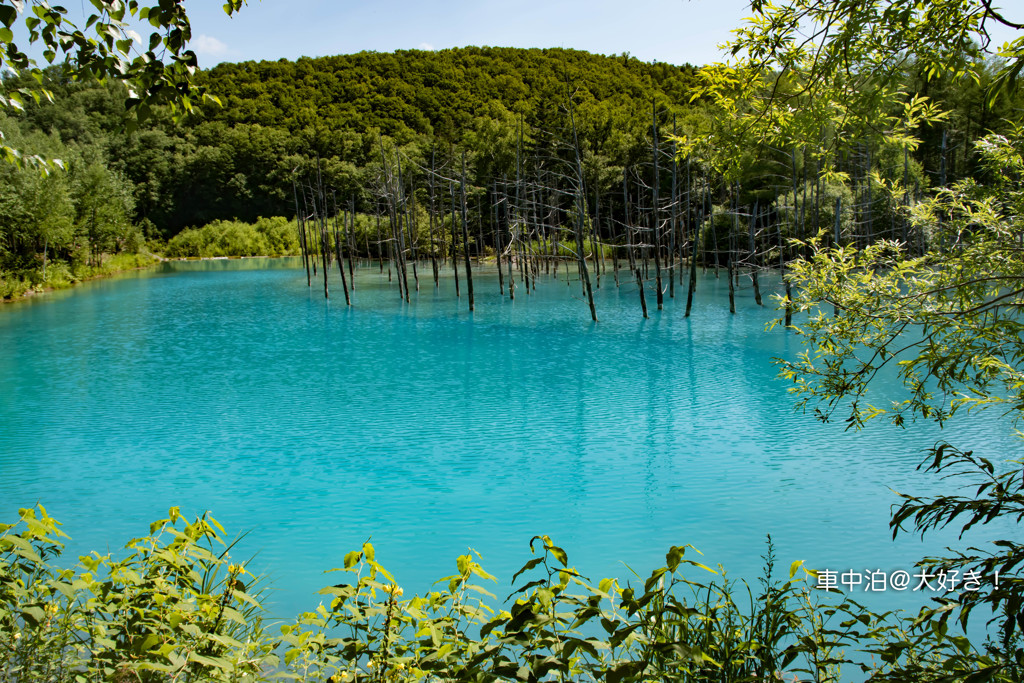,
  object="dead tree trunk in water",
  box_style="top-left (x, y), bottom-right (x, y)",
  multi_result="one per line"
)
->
top-left (669, 116), bottom-right (678, 299)
top-left (379, 135), bottom-right (407, 302)
top-left (749, 201), bottom-right (762, 306)
top-left (293, 177), bottom-right (311, 288)
top-left (567, 87), bottom-right (598, 322)
top-left (449, 180), bottom-right (461, 298)
top-left (684, 178), bottom-right (703, 318)
top-left (624, 171), bottom-right (646, 316)
top-left (315, 159), bottom-right (329, 299)
top-left (429, 146), bottom-right (440, 287)
top-left (396, 155), bottom-right (414, 298)
top-left (727, 254), bottom-right (735, 313)
top-left (460, 151), bottom-right (475, 312)
top-left (727, 185), bottom-right (736, 314)
top-left (494, 181), bottom-right (505, 295)
top-left (376, 210), bottom-right (386, 276)
top-left (636, 267), bottom-right (649, 319)
top-left (346, 198), bottom-right (355, 290)
top-left (591, 190), bottom-right (601, 288)
top-left (301, 182), bottom-right (317, 279)
top-left (651, 103), bottom-right (663, 311)
top-left (332, 191), bottom-right (351, 305)
top-left (623, 171), bottom-right (636, 275)
top-left (832, 196), bottom-right (841, 317)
